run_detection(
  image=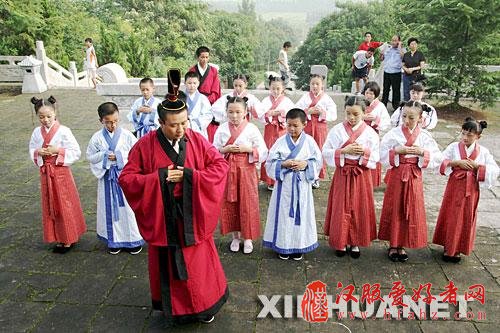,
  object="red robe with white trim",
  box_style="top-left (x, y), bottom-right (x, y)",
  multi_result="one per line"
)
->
top-left (433, 141), bottom-right (499, 255)
top-left (295, 92), bottom-right (337, 179)
top-left (29, 122), bottom-right (86, 244)
top-left (260, 95), bottom-right (295, 186)
top-left (378, 125), bottom-right (442, 248)
top-left (213, 121), bottom-right (267, 240)
top-left (119, 129), bottom-right (229, 323)
top-left (323, 121), bottom-right (379, 249)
